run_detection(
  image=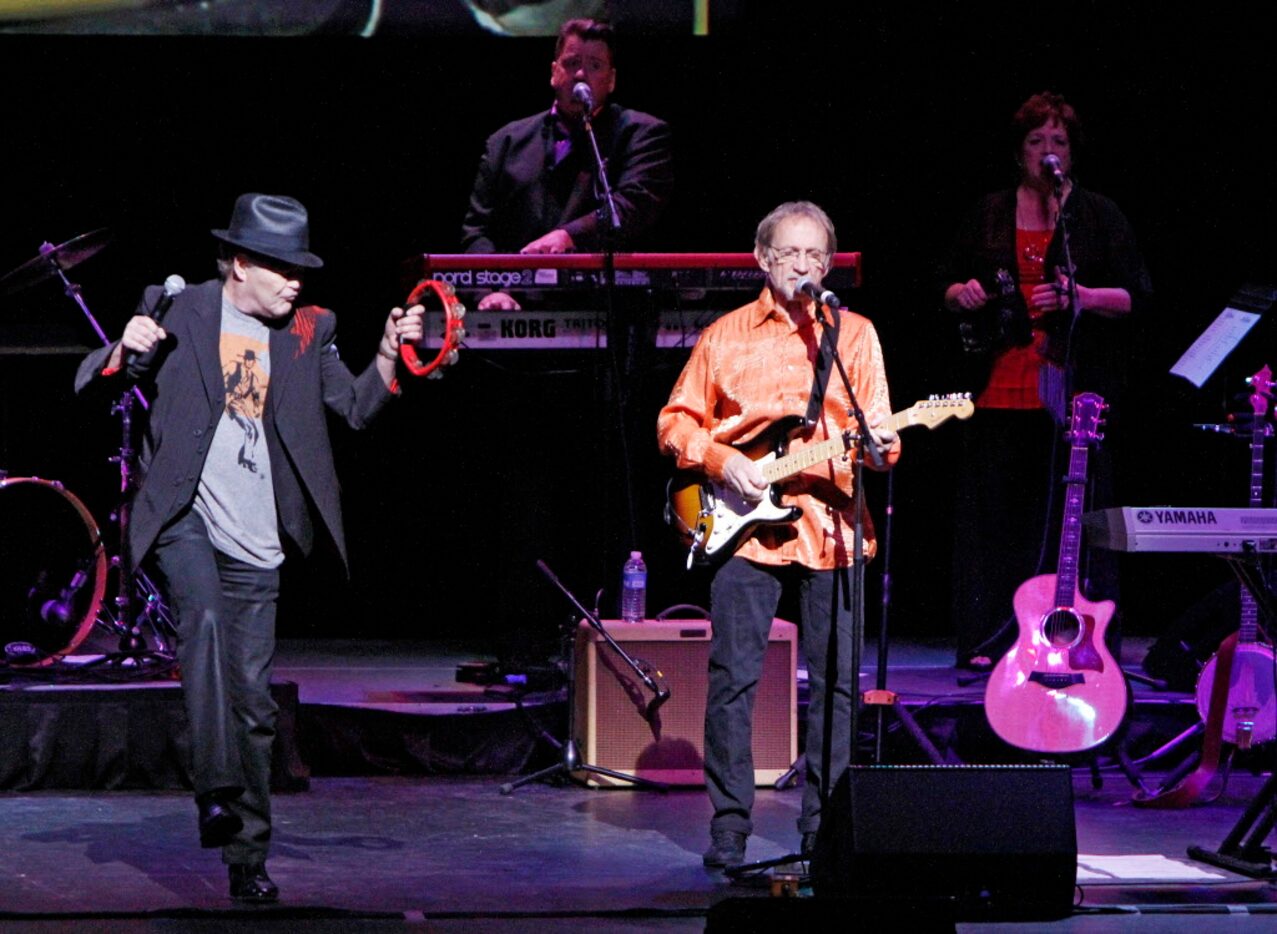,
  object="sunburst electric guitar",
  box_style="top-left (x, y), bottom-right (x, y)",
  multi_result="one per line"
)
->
top-left (984, 392), bottom-right (1128, 754)
top-left (665, 395), bottom-right (973, 569)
